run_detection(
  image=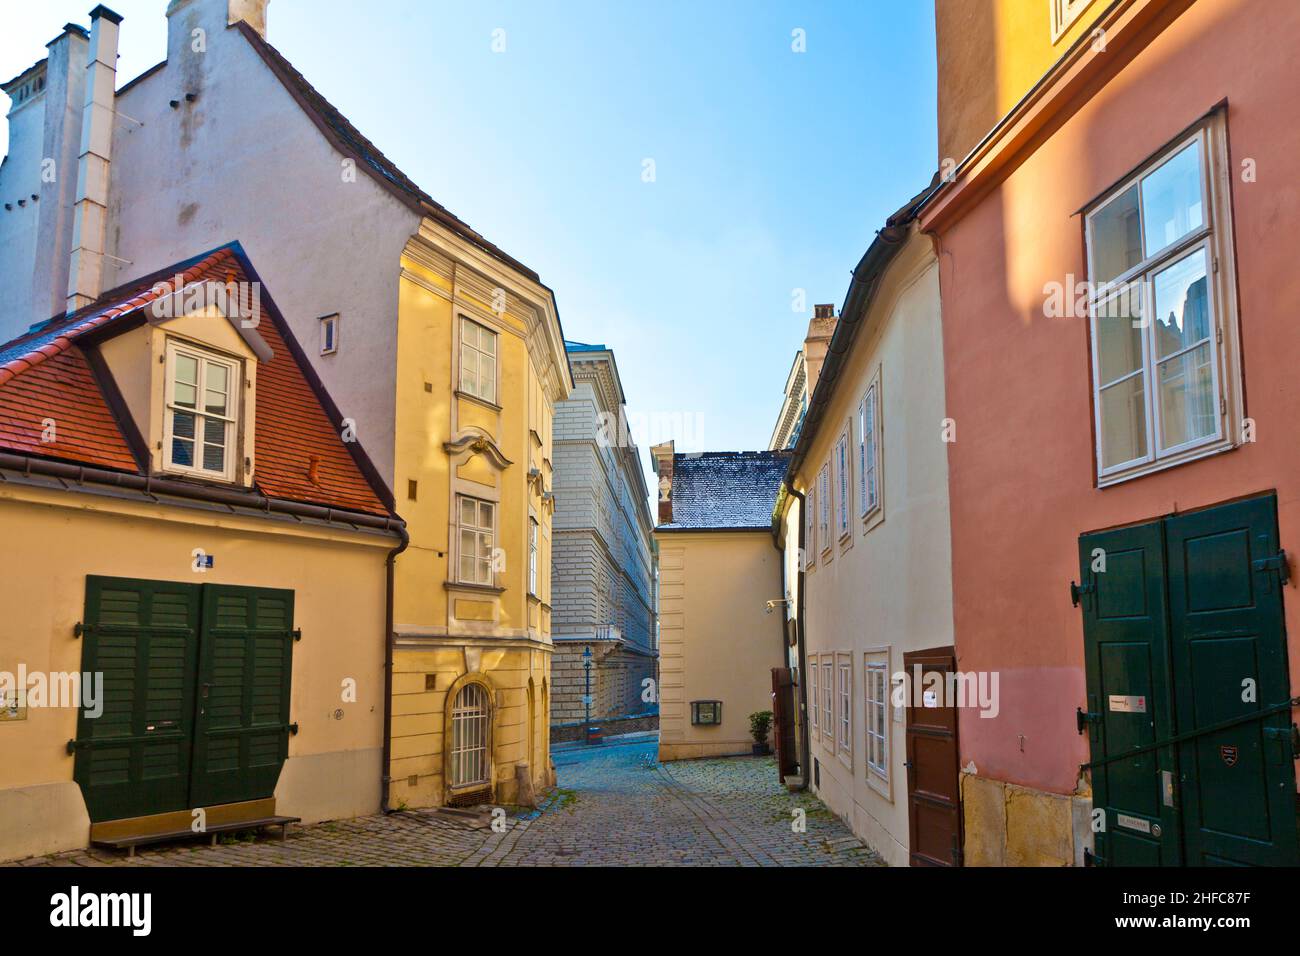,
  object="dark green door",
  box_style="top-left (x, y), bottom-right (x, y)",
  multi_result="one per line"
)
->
top-left (74, 577), bottom-right (202, 823)
top-left (1079, 522), bottom-right (1182, 865)
top-left (74, 578), bottom-right (293, 821)
top-left (1166, 496), bottom-right (1298, 865)
top-left (189, 585), bottom-right (295, 808)
top-left (1079, 494), bottom-right (1298, 866)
